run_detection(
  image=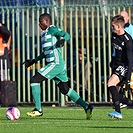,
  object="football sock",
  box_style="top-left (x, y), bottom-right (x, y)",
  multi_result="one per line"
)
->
top-left (31, 83), bottom-right (41, 111)
top-left (76, 97), bottom-right (88, 109)
top-left (67, 88), bottom-right (88, 109)
top-left (119, 94), bottom-right (133, 106)
top-left (108, 86), bottom-right (121, 113)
